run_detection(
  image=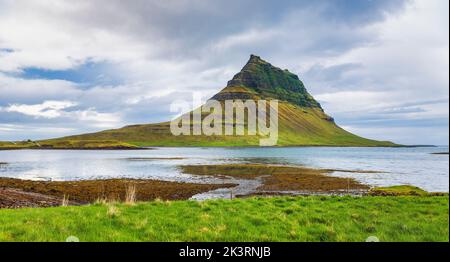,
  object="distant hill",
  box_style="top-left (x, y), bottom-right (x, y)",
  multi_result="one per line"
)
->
top-left (1, 55), bottom-right (397, 149)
